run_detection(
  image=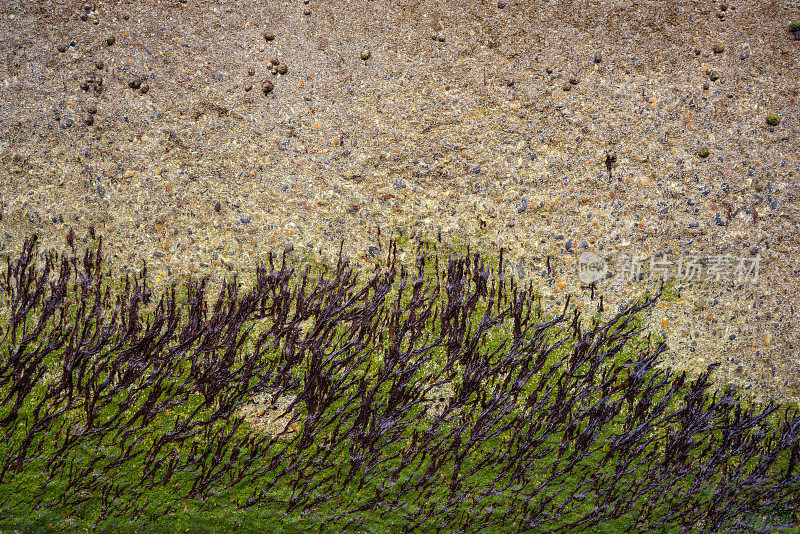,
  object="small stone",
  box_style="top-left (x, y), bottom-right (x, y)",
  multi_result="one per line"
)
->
top-left (708, 71), bottom-right (719, 82)
top-left (437, 35), bottom-right (445, 42)
top-left (128, 75), bottom-right (145, 89)
top-left (715, 213), bottom-right (726, 226)
top-left (269, 56), bottom-right (280, 66)
top-left (569, 76), bottom-right (579, 85)
top-left (545, 66), bottom-right (553, 74)
top-left (95, 59), bottom-right (104, 70)
top-left (80, 13), bottom-right (88, 21)
top-left (263, 30), bottom-right (275, 42)
top-left (713, 44), bottom-right (725, 54)
top-left (303, 8), bottom-right (311, 15)
top-left (214, 201), bottom-right (221, 212)
top-left (594, 52), bottom-right (602, 63)
top-left (698, 148), bottom-right (710, 158)
top-left (106, 34), bottom-right (116, 46)
top-left (63, 118), bottom-right (74, 128)
top-left (471, 166), bottom-right (481, 175)
top-left (368, 245), bottom-right (379, 257)
top-left (87, 103), bottom-right (97, 114)
top-left (244, 83), bottom-right (253, 92)
top-left (139, 83), bottom-right (149, 95)
top-left (361, 48), bottom-right (371, 61)
top-left (703, 82), bottom-right (709, 90)
top-left (516, 197), bottom-right (528, 213)
top-left (262, 80), bottom-right (274, 94)
top-left (57, 44), bottom-right (67, 53)
top-left (765, 114), bottom-right (781, 126)
top-left (247, 66), bottom-right (255, 76)
top-left (562, 83), bottom-right (571, 91)
top-left (284, 242), bottom-right (294, 255)
top-left (504, 78), bottom-right (514, 87)
top-left (497, 1), bottom-right (506, 7)
top-left (304, 93), bottom-right (312, 101)
top-left (277, 63), bottom-right (288, 75)
top-left (689, 221), bottom-right (699, 228)
top-left (565, 238), bottom-right (573, 252)
top-left (240, 216), bottom-right (252, 224)
top-left (739, 50), bottom-right (750, 60)
top-left (789, 21), bottom-right (800, 32)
